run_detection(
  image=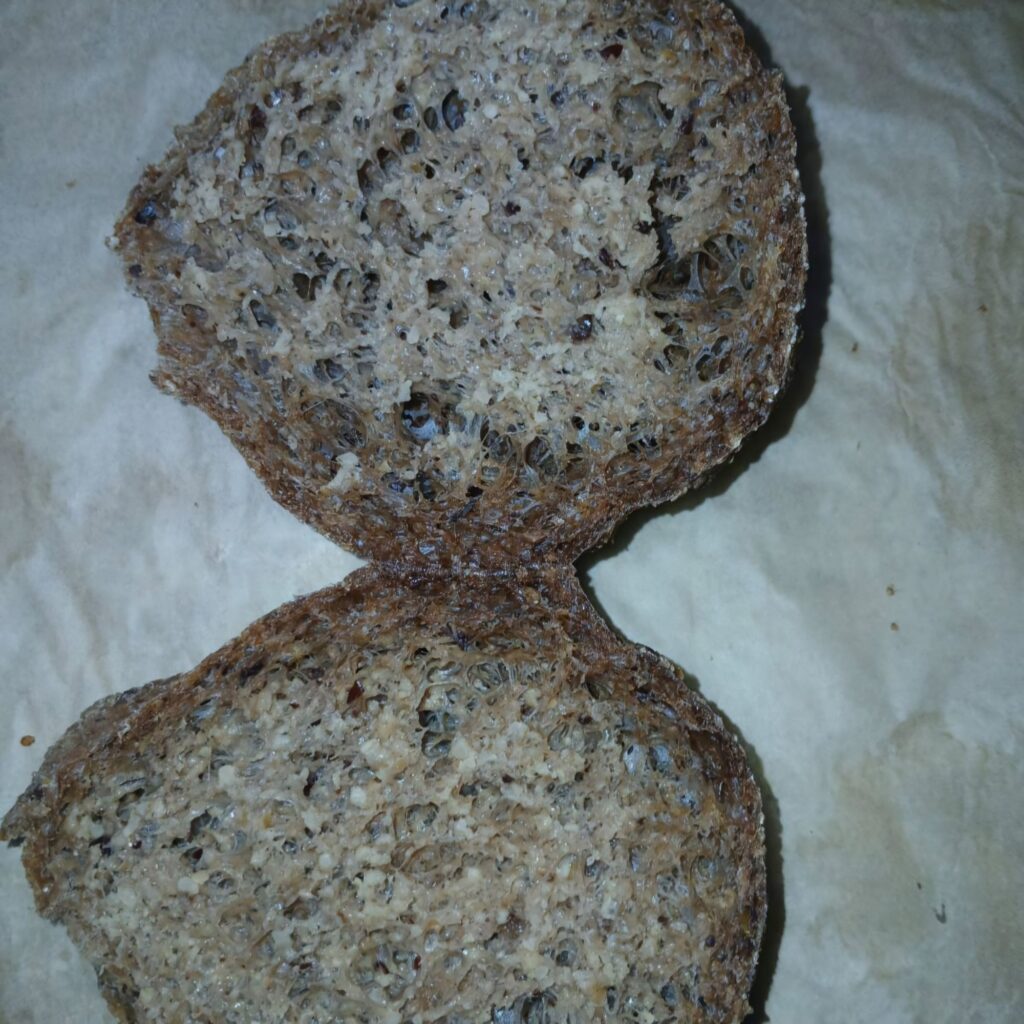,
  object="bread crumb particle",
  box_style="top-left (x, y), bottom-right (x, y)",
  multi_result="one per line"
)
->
top-left (890, 622), bottom-right (900, 632)
top-left (885, 584), bottom-right (895, 597)
top-left (20, 735), bottom-right (35, 747)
